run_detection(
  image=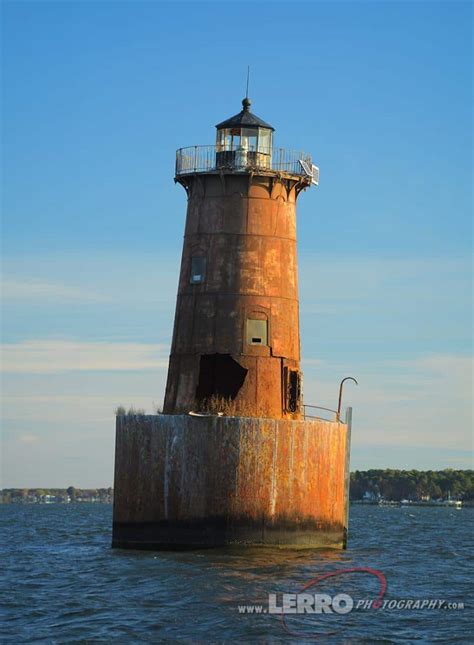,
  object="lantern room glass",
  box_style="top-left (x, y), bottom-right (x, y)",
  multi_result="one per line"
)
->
top-left (257, 128), bottom-right (271, 154)
top-left (216, 127), bottom-right (272, 169)
top-left (216, 127), bottom-right (272, 153)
